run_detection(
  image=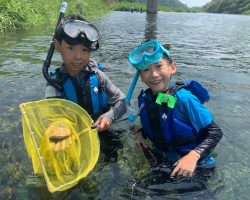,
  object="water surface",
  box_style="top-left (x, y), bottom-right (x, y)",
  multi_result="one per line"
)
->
top-left (0, 11), bottom-right (249, 200)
